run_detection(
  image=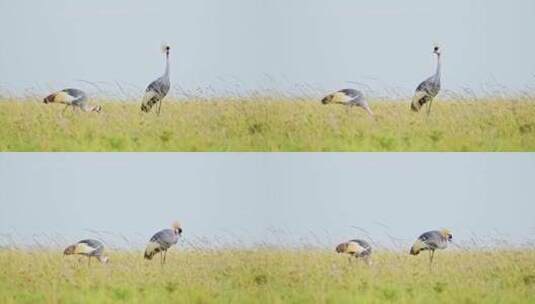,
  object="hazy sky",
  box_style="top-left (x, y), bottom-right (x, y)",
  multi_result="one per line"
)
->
top-left (1, 154), bottom-right (534, 249)
top-left (1, 0), bottom-right (535, 97)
